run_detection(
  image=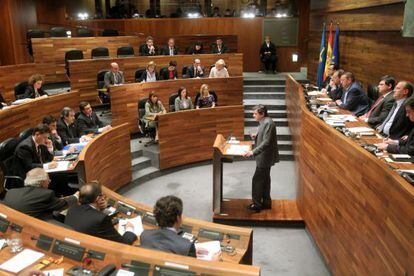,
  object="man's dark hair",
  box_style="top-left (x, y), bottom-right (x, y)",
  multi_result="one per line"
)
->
top-left (42, 115), bottom-right (56, 125)
top-left (153, 195), bottom-right (183, 228)
top-left (253, 105), bottom-right (268, 117)
top-left (61, 107), bottom-right (74, 118)
top-left (402, 81), bottom-right (414, 97)
top-left (169, 60), bottom-right (177, 67)
top-left (335, 69), bottom-right (344, 78)
top-left (32, 124), bottom-right (50, 135)
top-left (79, 182), bottom-right (102, 204)
top-left (343, 72), bottom-right (355, 82)
top-left (404, 96), bottom-right (414, 109)
top-left (79, 101), bottom-right (90, 112)
top-left (380, 75), bottom-right (396, 90)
